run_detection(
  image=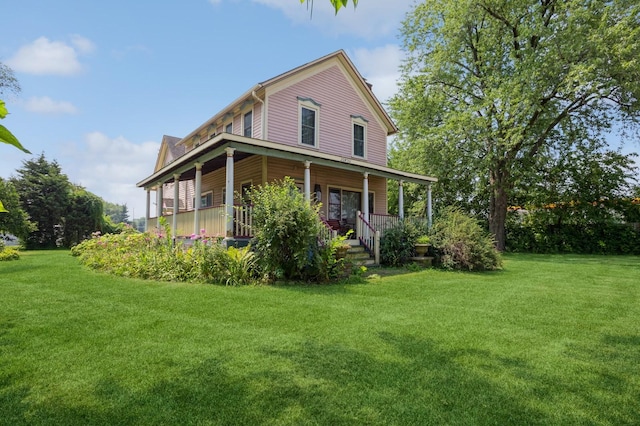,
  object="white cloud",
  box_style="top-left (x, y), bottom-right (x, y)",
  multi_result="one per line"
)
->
top-left (252, 0), bottom-right (415, 39)
top-left (350, 44), bottom-right (404, 103)
top-left (6, 36), bottom-right (94, 76)
top-left (208, 0), bottom-right (222, 4)
top-left (70, 34), bottom-right (96, 54)
top-left (63, 132), bottom-right (160, 218)
top-left (22, 96), bottom-right (78, 115)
